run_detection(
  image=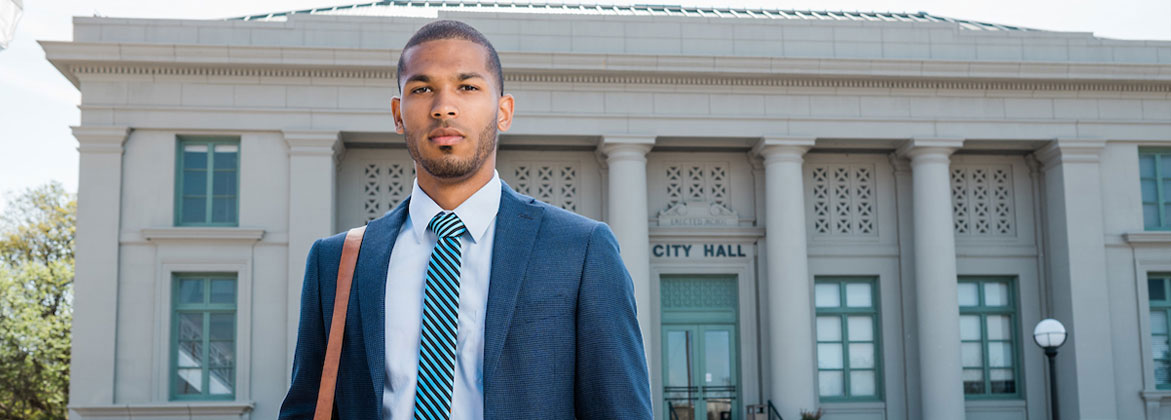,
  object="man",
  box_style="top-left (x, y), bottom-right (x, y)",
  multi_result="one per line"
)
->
top-left (278, 20), bottom-right (653, 420)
